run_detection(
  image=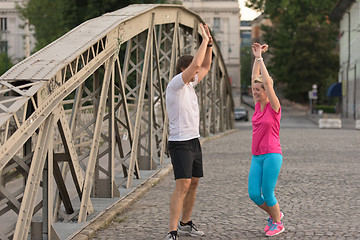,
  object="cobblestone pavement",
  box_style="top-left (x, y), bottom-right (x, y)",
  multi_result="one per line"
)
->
top-left (92, 110), bottom-right (360, 239)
